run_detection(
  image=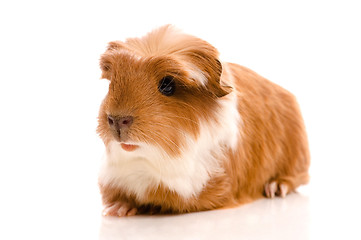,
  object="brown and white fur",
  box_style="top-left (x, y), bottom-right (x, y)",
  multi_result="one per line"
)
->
top-left (97, 25), bottom-right (310, 217)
